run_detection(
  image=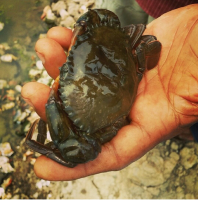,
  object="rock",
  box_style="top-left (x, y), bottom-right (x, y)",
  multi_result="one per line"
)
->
top-left (1, 177), bottom-right (12, 189)
top-left (36, 179), bottom-right (51, 189)
top-left (0, 43), bottom-right (11, 51)
top-left (171, 141), bottom-right (179, 151)
top-left (92, 171), bottom-right (120, 198)
top-left (0, 156), bottom-right (9, 164)
top-left (79, 5), bottom-right (88, 14)
top-left (11, 194), bottom-right (20, 199)
top-left (176, 186), bottom-right (185, 199)
top-left (195, 180), bottom-right (198, 198)
top-left (147, 187), bottom-right (160, 196)
top-left (165, 140), bottom-right (171, 146)
top-left (0, 156), bottom-right (14, 173)
top-left (60, 16), bottom-right (76, 27)
top-left (0, 22), bottom-right (4, 31)
top-left (0, 187), bottom-right (5, 198)
top-left (0, 80), bottom-right (7, 89)
top-left (185, 193), bottom-right (195, 199)
top-left (163, 154), bottom-right (178, 179)
top-left (0, 102), bottom-right (15, 112)
top-left (37, 77), bottom-right (52, 85)
top-left (0, 142), bottom-right (14, 157)
top-left (33, 192), bottom-right (39, 199)
top-left (184, 172), bottom-right (196, 194)
top-left (180, 147), bottom-right (197, 169)
top-left (170, 151), bottom-right (180, 161)
top-left (67, 3), bottom-right (80, 18)
top-left (127, 146), bottom-right (180, 187)
top-left (60, 9), bottom-right (70, 20)
top-left (15, 85), bottom-right (22, 93)
top-left (1, 163), bottom-right (15, 173)
top-left (29, 68), bottom-right (42, 79)
top-left (36, 60), bottom-right (44, 70)
top-left (39, 33), bottom-right (47, 39)
top-left (1, 54), bottom-right (17, 62)
top-left (45, 9), bottom-right (57, 23)
top-left (127, 150), bottom-right (165, 186)
top-left (51, 0), bottom-right (67, 14)
top-left (176, 165), bottom-right (185, 177)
